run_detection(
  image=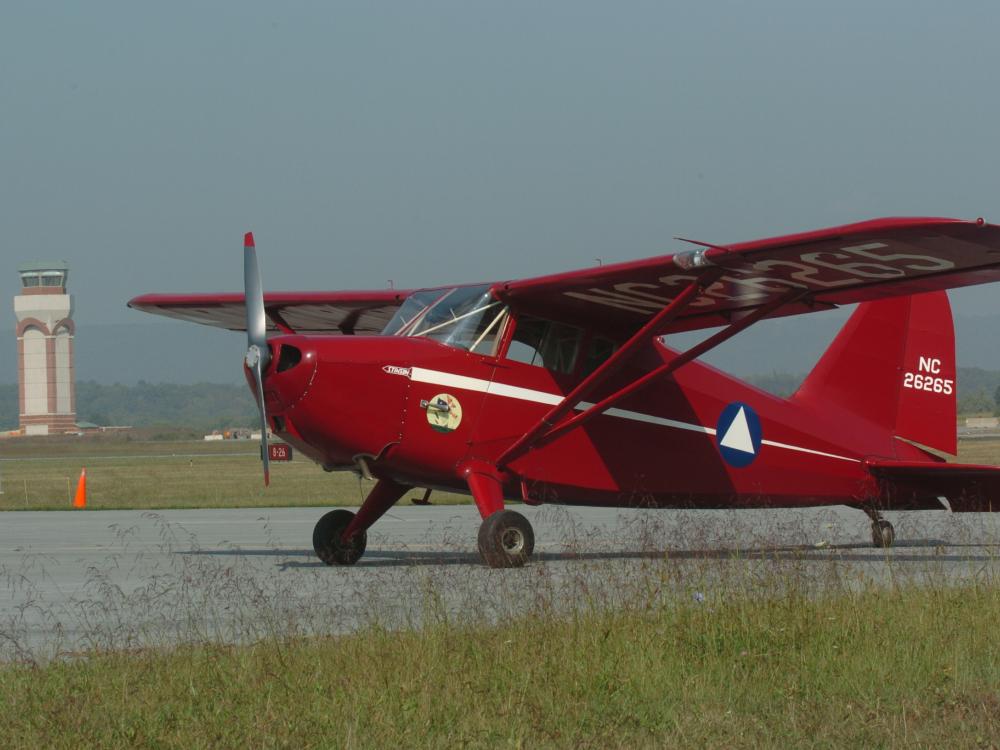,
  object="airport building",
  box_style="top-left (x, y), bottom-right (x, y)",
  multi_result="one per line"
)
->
top-left (13, 261), bottom-right (77, 435)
